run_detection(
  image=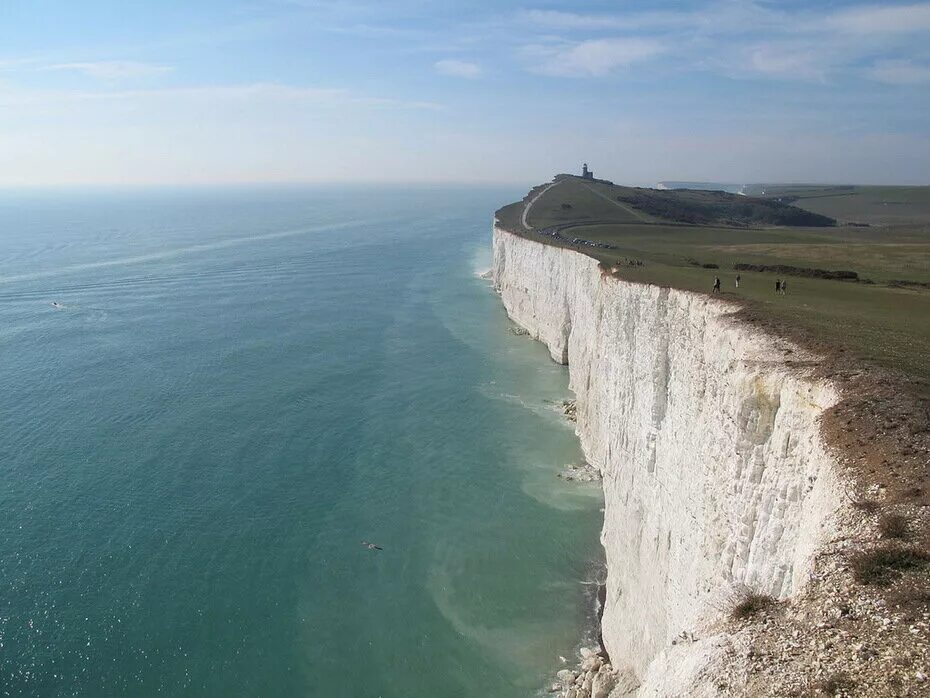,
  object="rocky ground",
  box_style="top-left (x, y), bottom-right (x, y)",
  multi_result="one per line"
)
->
top-left (717, 375), bottom-right (930, 697)
top-left (557, 462), bottom-right (601, 483)
top-left (561, 399), bottom-right (577, 422)
top-left (547, 477), bottom-right (929, 698)
top-left (547, 647), bottom-right (639, 698)
top-left (709, 485), bottom-right (930, 697)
